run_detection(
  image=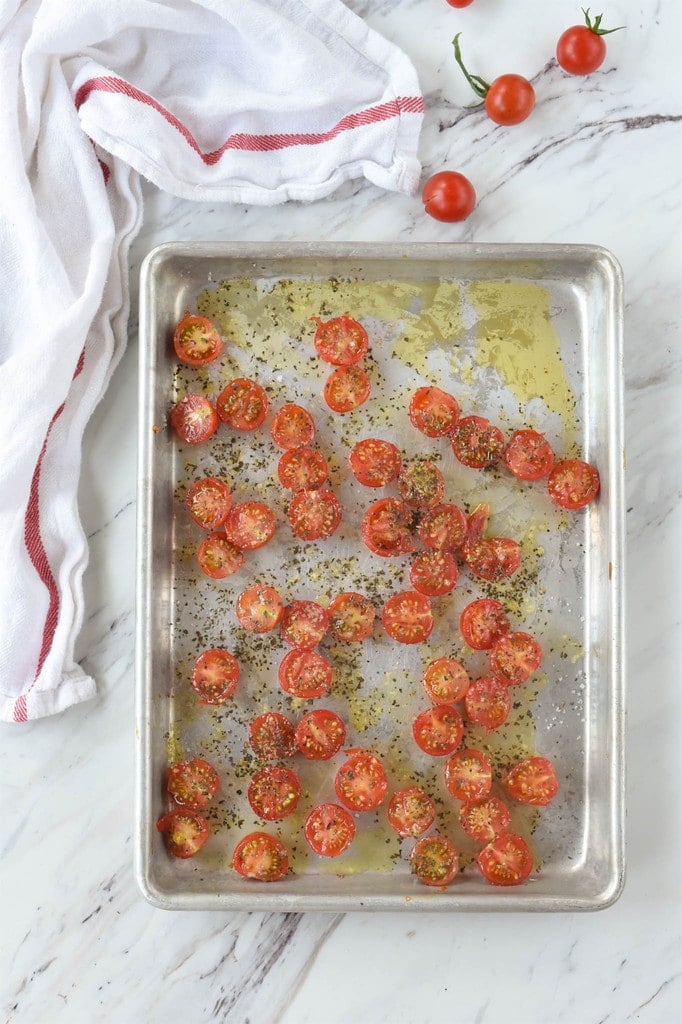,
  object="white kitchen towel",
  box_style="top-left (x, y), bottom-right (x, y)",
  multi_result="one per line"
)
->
top-left (0, 0), bottom-right (423, 723)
